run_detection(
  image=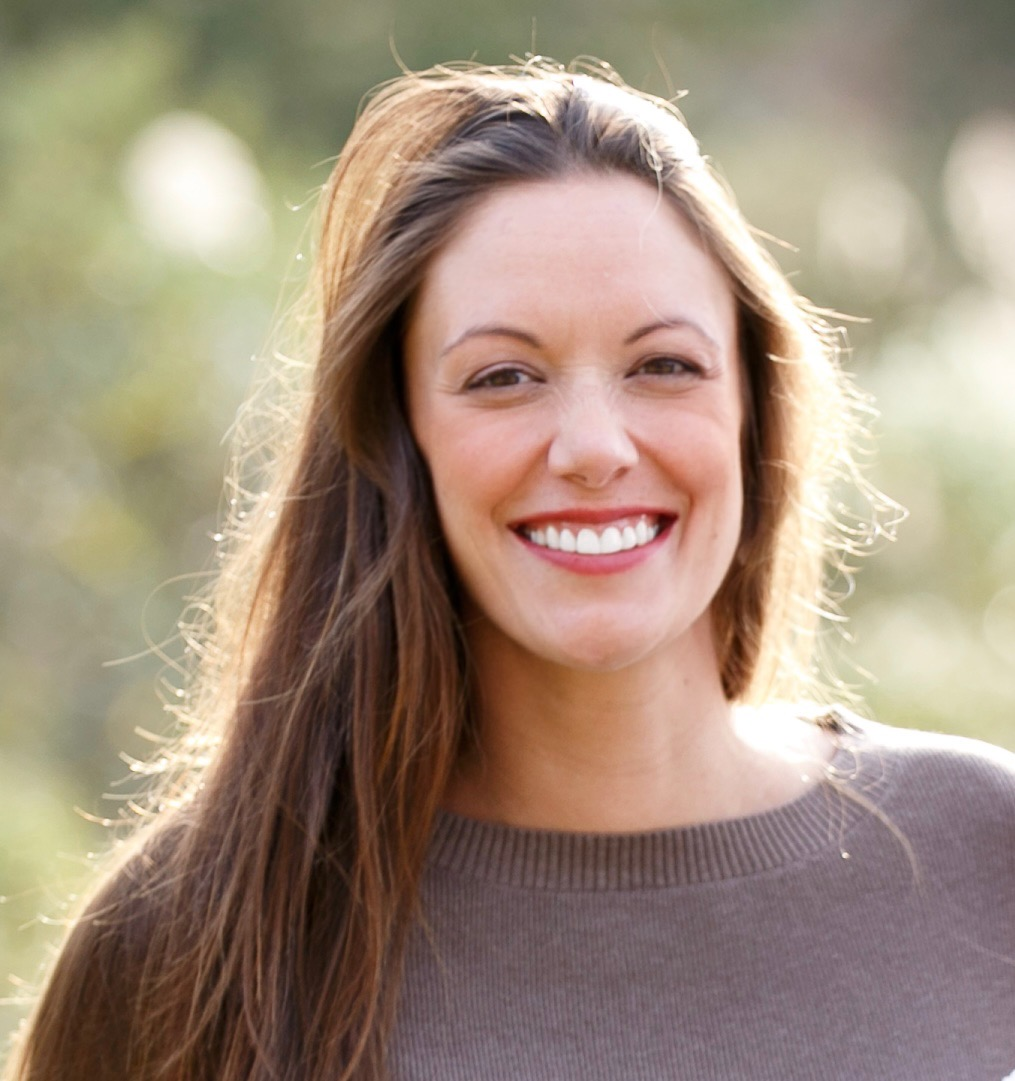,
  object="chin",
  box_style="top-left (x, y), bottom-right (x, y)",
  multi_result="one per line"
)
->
top-left (532, 623), bottom-right (683, 674)
top-left (543, 605), bottom-right (722, 675)
top-left (552, 644), bottom-right (651, 674)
